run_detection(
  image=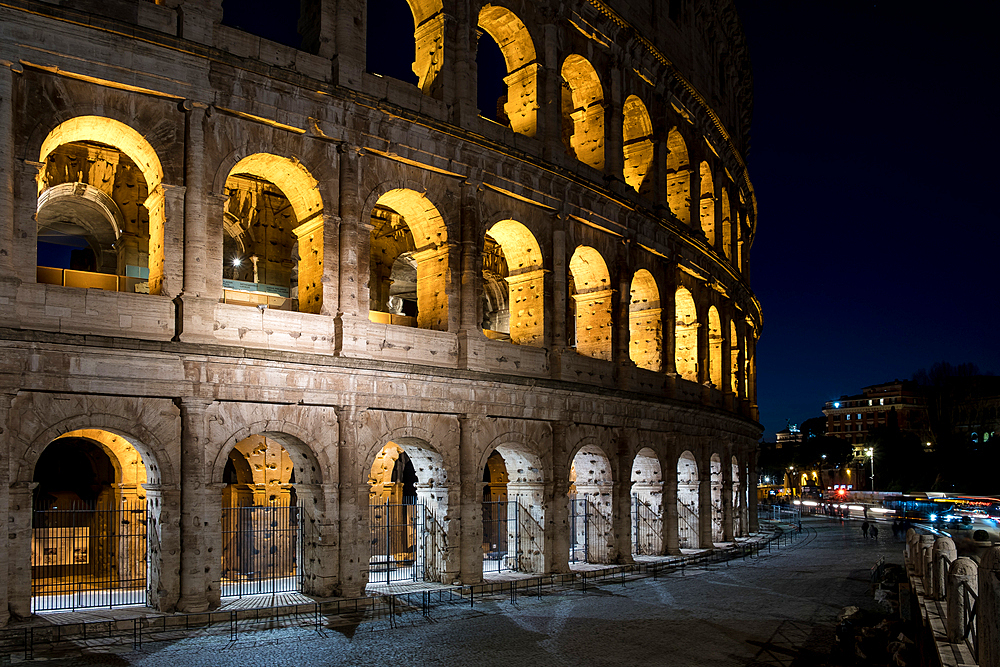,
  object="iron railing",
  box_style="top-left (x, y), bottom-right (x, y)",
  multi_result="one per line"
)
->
top-left (569, 494), bottom-right (612, 564)
top-left (31, 498), bottom-right (148, 612)
top-left (482, 499), bottom-right (516, 574)
top-left (678, 500), bottom-right (698, 548)
top-left (631, 496), bottom-right (661, 555)
top-left (368, 499), bottom-right (425, 584)
top-left (220, 503), bottom-right (302, 598)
